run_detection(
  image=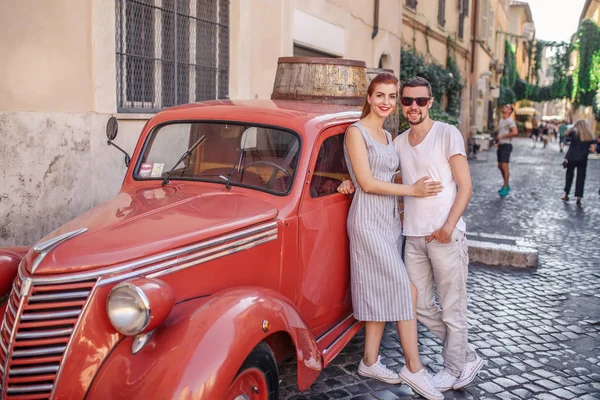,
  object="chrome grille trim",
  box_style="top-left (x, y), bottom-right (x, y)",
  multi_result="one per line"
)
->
top-left (49, 283), bottom-right (98, 400)
top-left (20, 309), bottom-right (81, 321)
top-left (7, 302), bottom-right (16, 317)
top-left (1, 275), bottom-right (28, 395)
top-left (9, 365), bottom-right (59, 375)
top-left (7, 383), bottom-right (54, 394)
top-left (12, 345), bottom-right (67, 358)
top-left (23, 221), bottom-right (278, 285)
top-left (0, 277), bottom-right (95, 398)
top-left (16, 328), bottom-right (74, 340)
top-left (29, 291), bottom-right (90, 302)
